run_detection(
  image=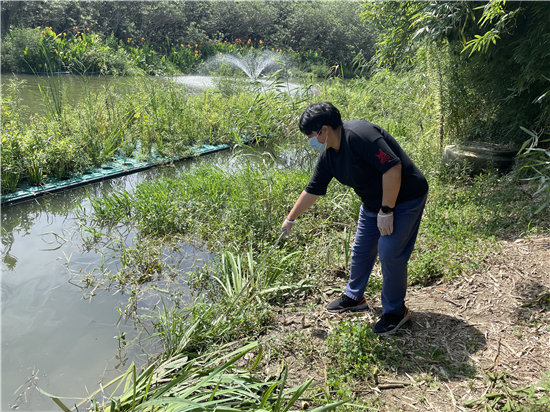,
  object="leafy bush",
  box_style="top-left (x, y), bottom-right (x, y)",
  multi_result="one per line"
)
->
top-left (326, 319), bottom-right (391, 389)
top-left (1, 28), bottom-right (43, 73)
top-left (362, 1), bottom-right (550, 146)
